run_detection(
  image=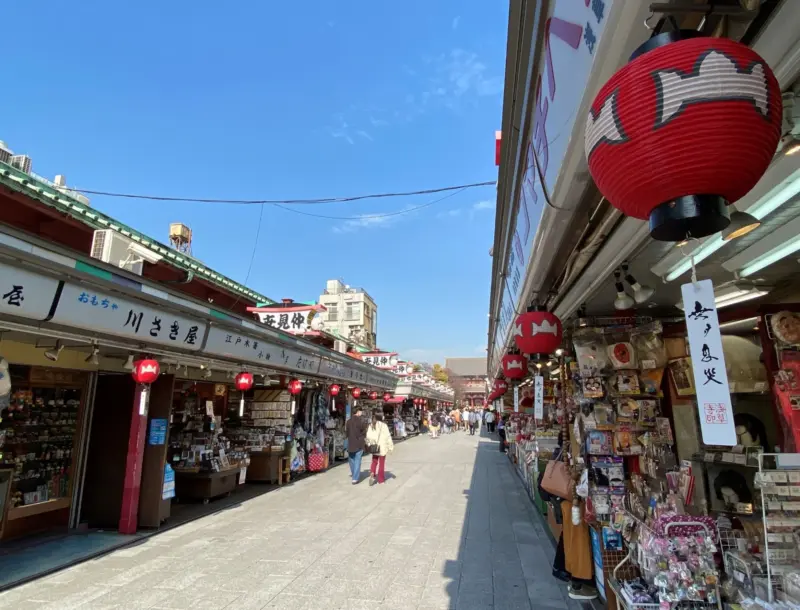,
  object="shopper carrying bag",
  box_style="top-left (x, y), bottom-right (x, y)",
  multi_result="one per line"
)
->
top-left (366, 413), bottom-right (394, 485)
